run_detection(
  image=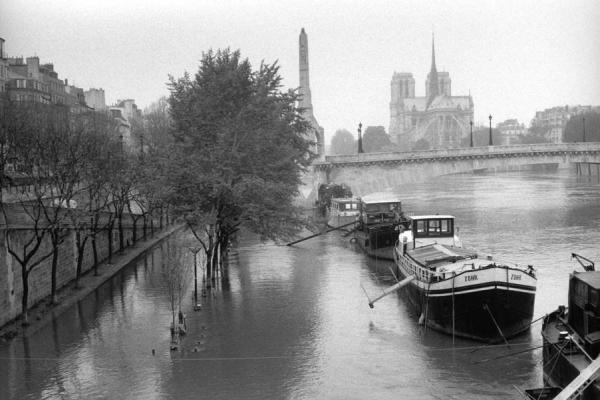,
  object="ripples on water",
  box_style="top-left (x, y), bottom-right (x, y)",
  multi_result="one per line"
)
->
top-left (1, 169), bottom-right (599, 399)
